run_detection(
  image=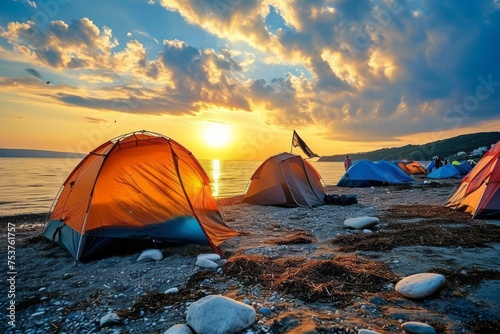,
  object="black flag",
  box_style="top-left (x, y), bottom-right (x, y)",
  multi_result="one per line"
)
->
top-left (291, 130), bottom-right (319, 158)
